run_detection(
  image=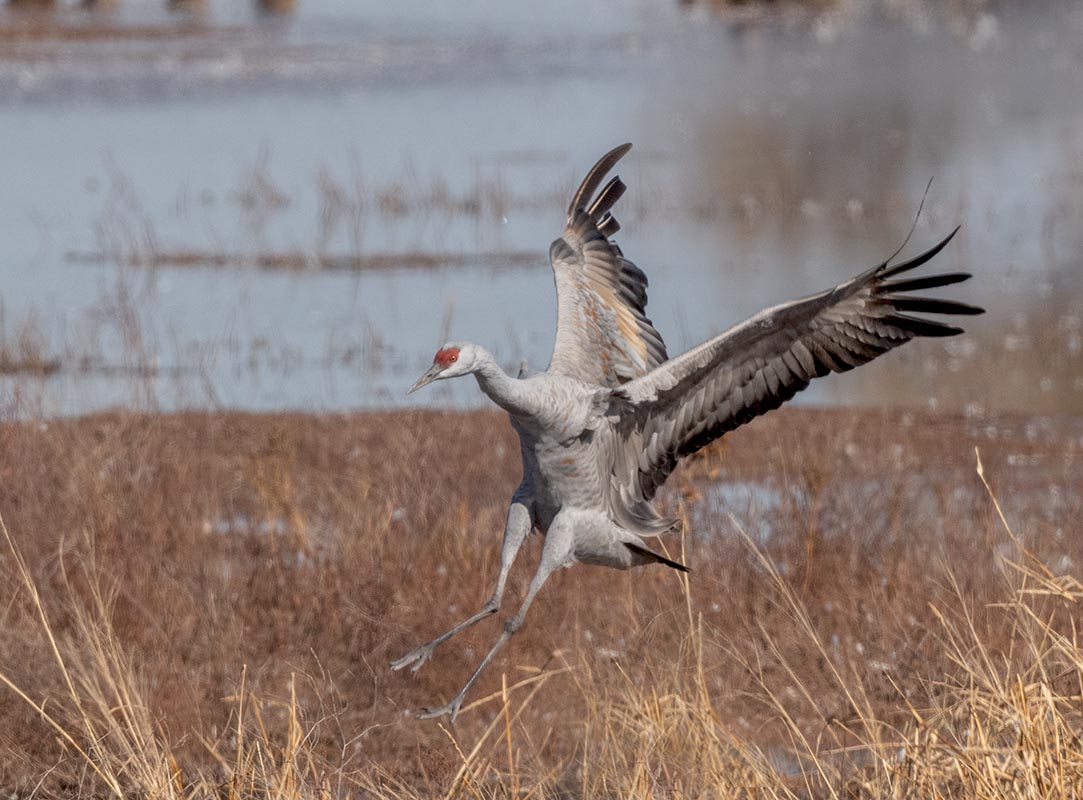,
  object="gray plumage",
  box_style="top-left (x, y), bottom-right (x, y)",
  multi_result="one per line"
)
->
top-left (393, 143), bottom-right (984, 721)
